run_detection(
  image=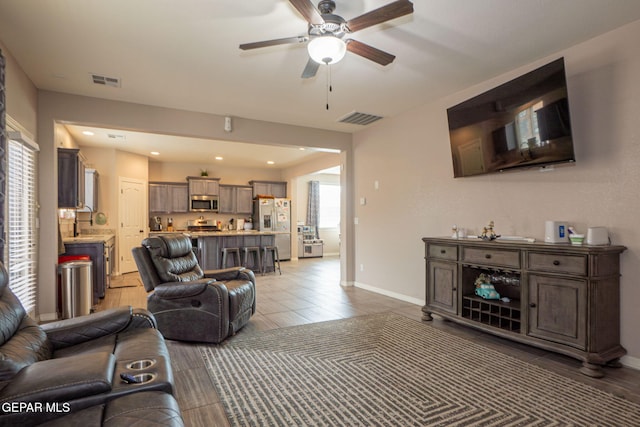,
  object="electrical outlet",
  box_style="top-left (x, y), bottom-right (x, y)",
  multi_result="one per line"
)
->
top-left (360, 264), bottom-right (364, 272)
